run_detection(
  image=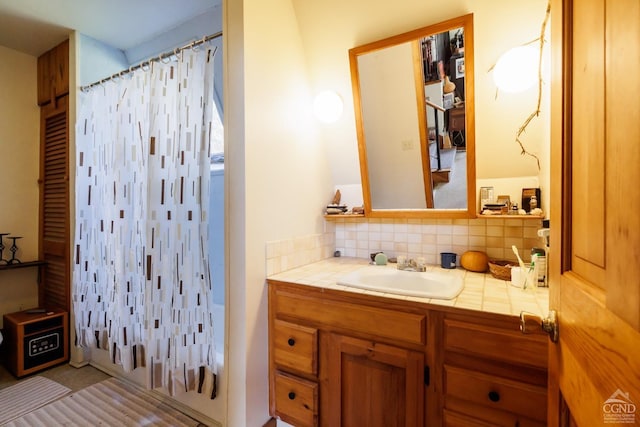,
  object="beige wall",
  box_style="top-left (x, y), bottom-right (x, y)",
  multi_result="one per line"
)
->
top-left (292, 0), bottom-right (551, 206)
top-left (226, 0), bottom-right (333, 425)
top-left (0, 46), bottom-right (40, 324)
